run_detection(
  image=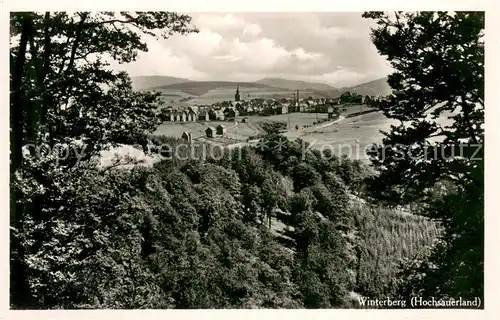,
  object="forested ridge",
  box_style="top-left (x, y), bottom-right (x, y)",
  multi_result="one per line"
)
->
top-left (10, 11), bottom-right (483, 309)
top-left (14, 134), bottom-right (441, 308)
